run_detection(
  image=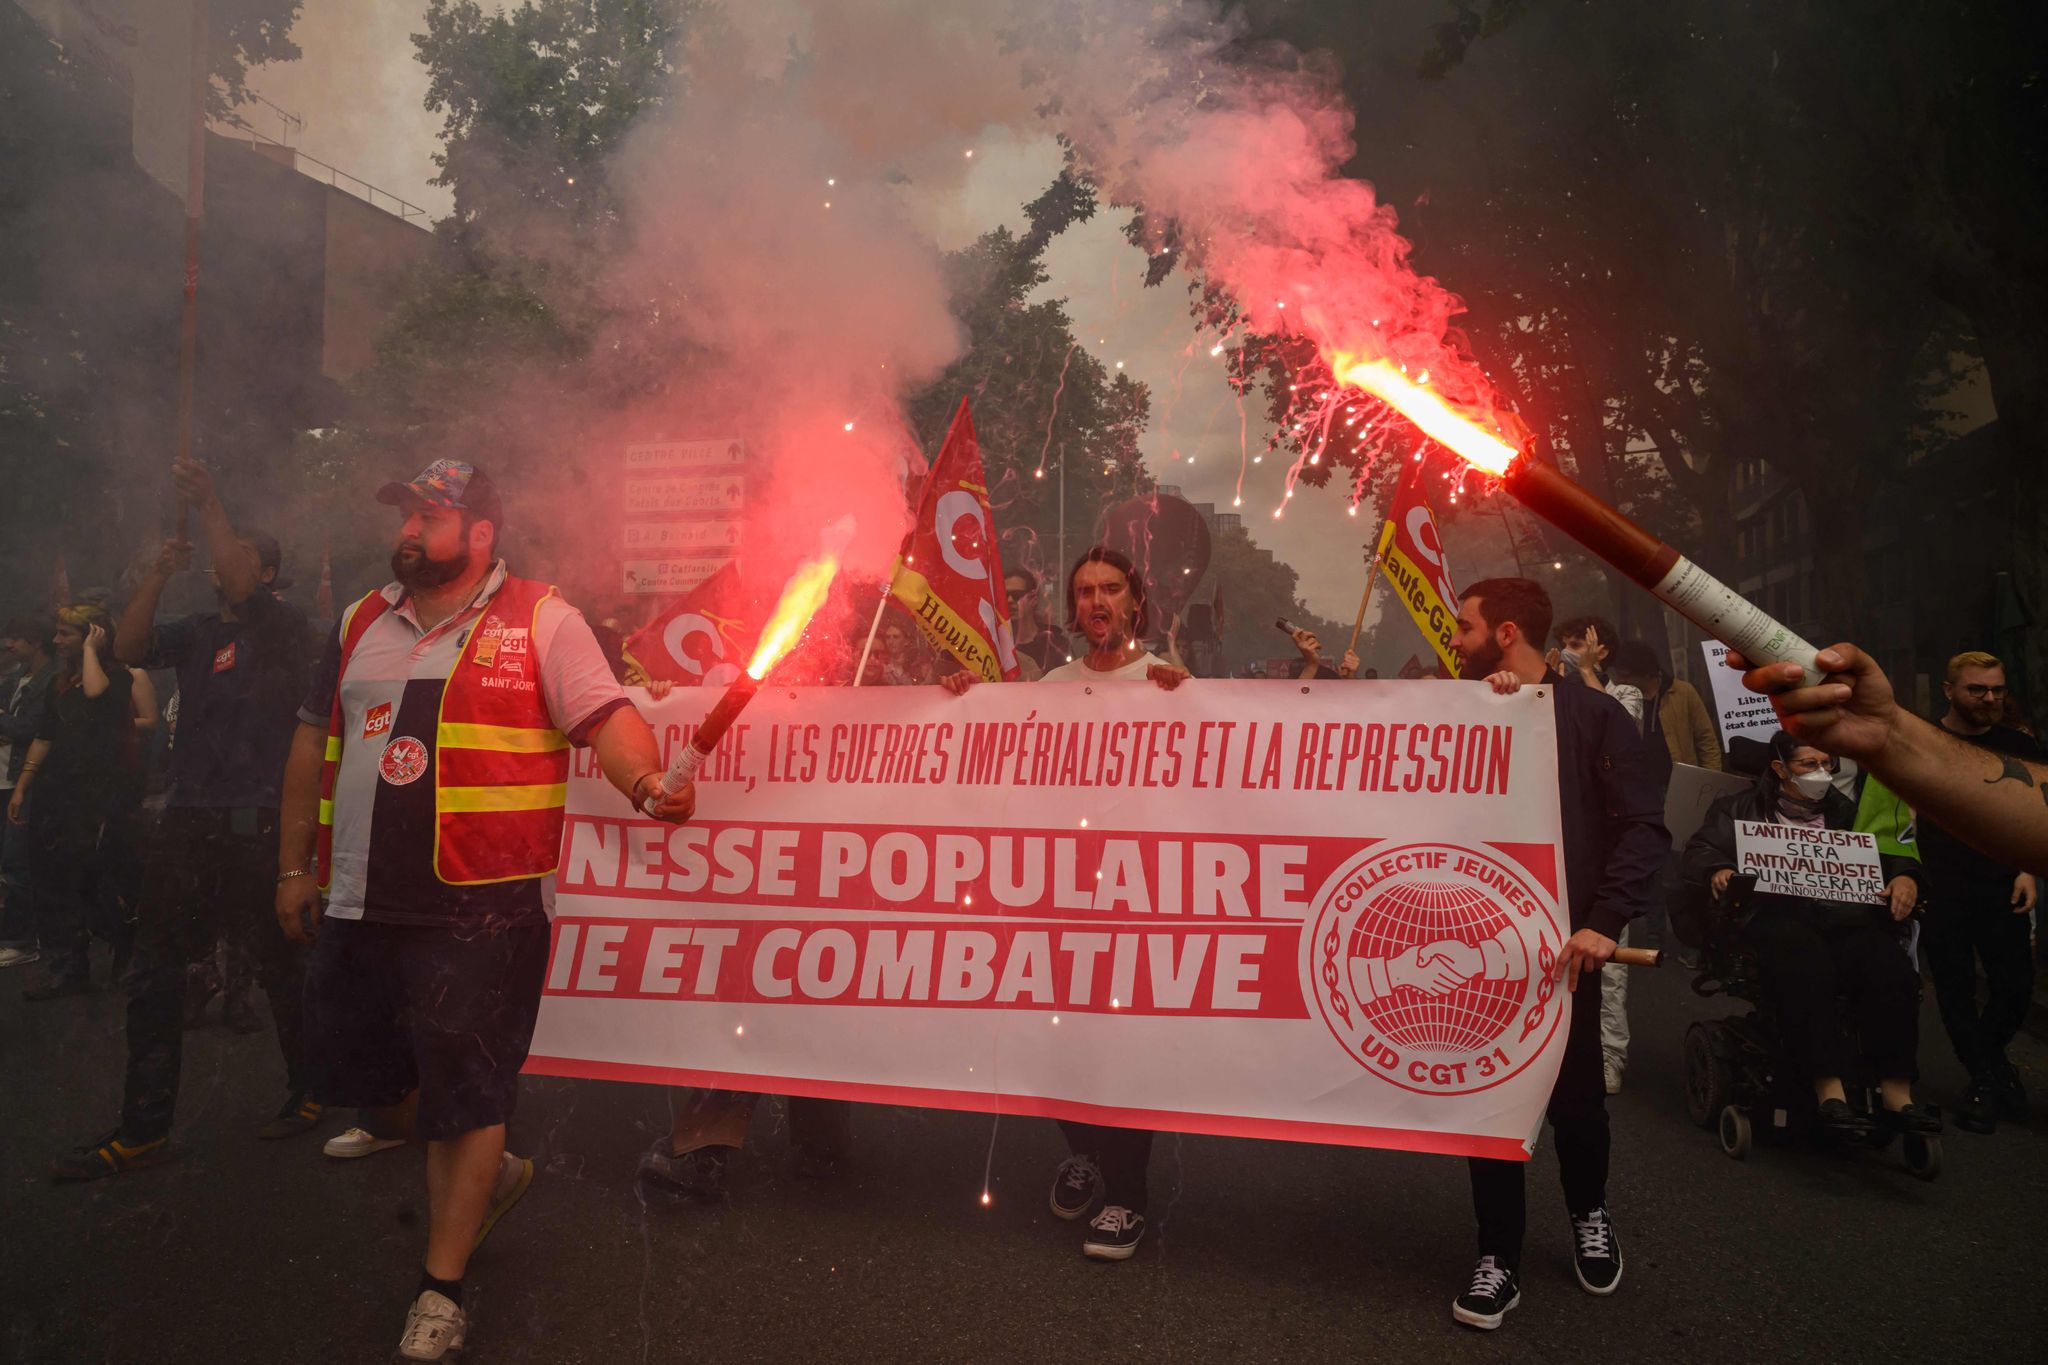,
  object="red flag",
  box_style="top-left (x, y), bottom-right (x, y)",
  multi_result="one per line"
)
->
top-left (315, 541), bottom-right (334, 619)
top-left (52, 552), bottom-right (71, 608)
top-left (622, 562), bottom-right (754, 685)
top-left (887, 399), bottom-right (1020, 682)
top-left (1373, 465), bottom-right (1463, 677)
